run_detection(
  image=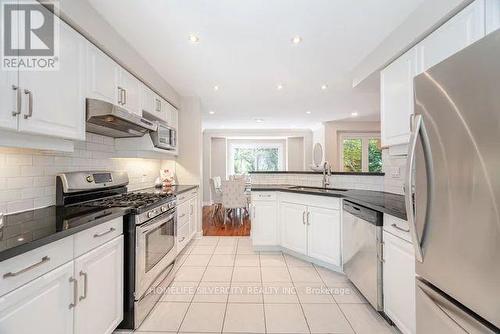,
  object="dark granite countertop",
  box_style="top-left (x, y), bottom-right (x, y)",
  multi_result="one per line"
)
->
top-left (251, 184), bottom-right (406, 220)
top-left (249, 171), bottom-right (385, 176)
top-left (0, 205), bottom-right (129, 262)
